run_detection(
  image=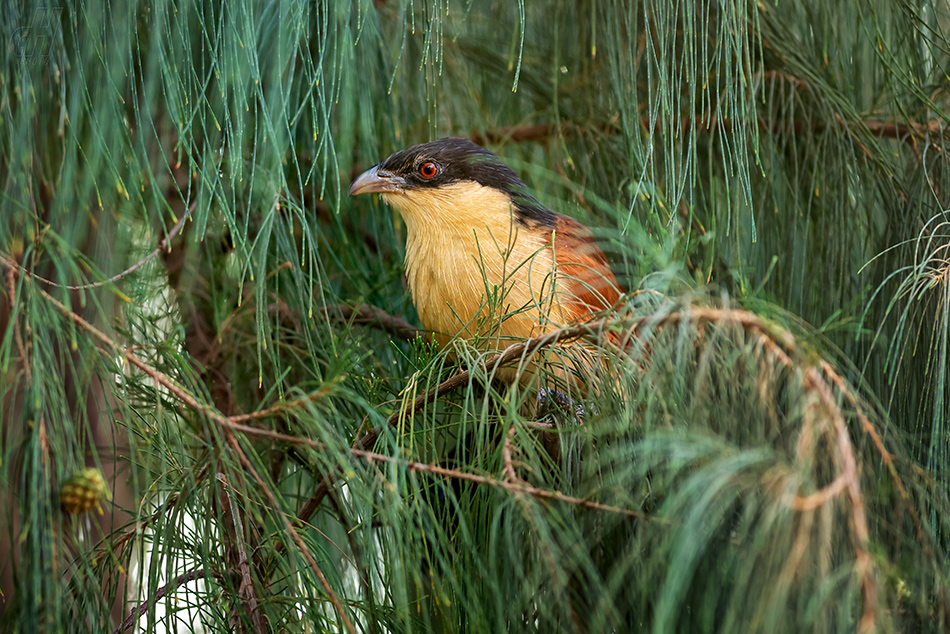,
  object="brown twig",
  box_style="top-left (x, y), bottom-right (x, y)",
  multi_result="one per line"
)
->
top-left (218, 473), bottom-right (265, 631)
top-left (523, 420), bottom-right (556, 430)
top-left (114, 567), bottom-right (209, 634)
top-left (366, 448), bottom-right (649, 519)
top-left (817, 360), bottom-right (950, 628)
top-left (228, 385), bottom-right (336, 424)
top-left (292, 319), bottom-right (613, 526)
top-left (804, 366), bottom-right (876, 633)
top-left (471, 124), bottom-right (560, 146)
top-left (5, 264), bottom-right (29, 383)
top-left (649, 308), bottom-right (879, 630)
top-left (745, 321), bottom-right (876, 632)
top-left (468, 110), bottom-right (949, 152)
top-left (387, 318), bottom-right (615, 425)
top-left (226, 422), bottom-right (650, 520)
top-left (502, 424), bottom-right (520, 482)
top-left (788, 471), bottom-right (849, 511)
top-left (323, 303), bottom-right (423, 342)
top-left (26, 203), bottom-right (196, 291)
top-left (818, 361), bottom-right (909, 502)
